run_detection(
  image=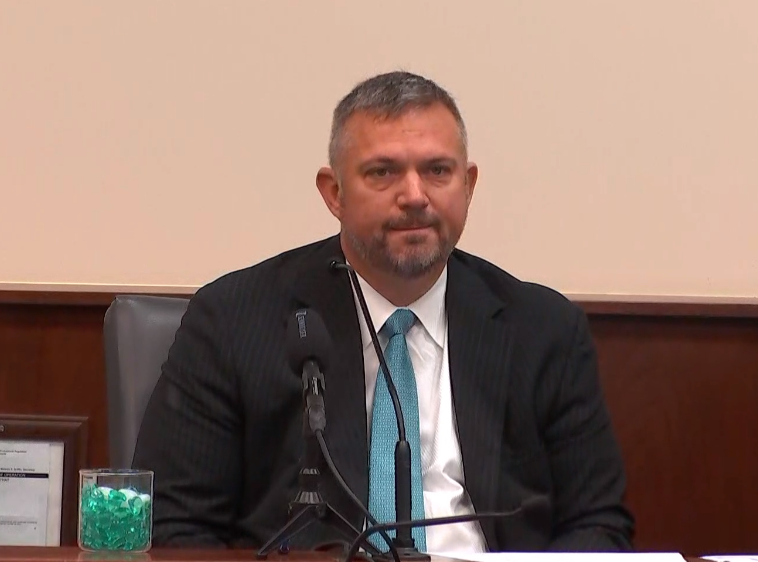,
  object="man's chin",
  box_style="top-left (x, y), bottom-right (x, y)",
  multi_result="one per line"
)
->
top-left (386, 249), bottom-right (446, 278)
top-left (342, 230), bottom-right (448, 278)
